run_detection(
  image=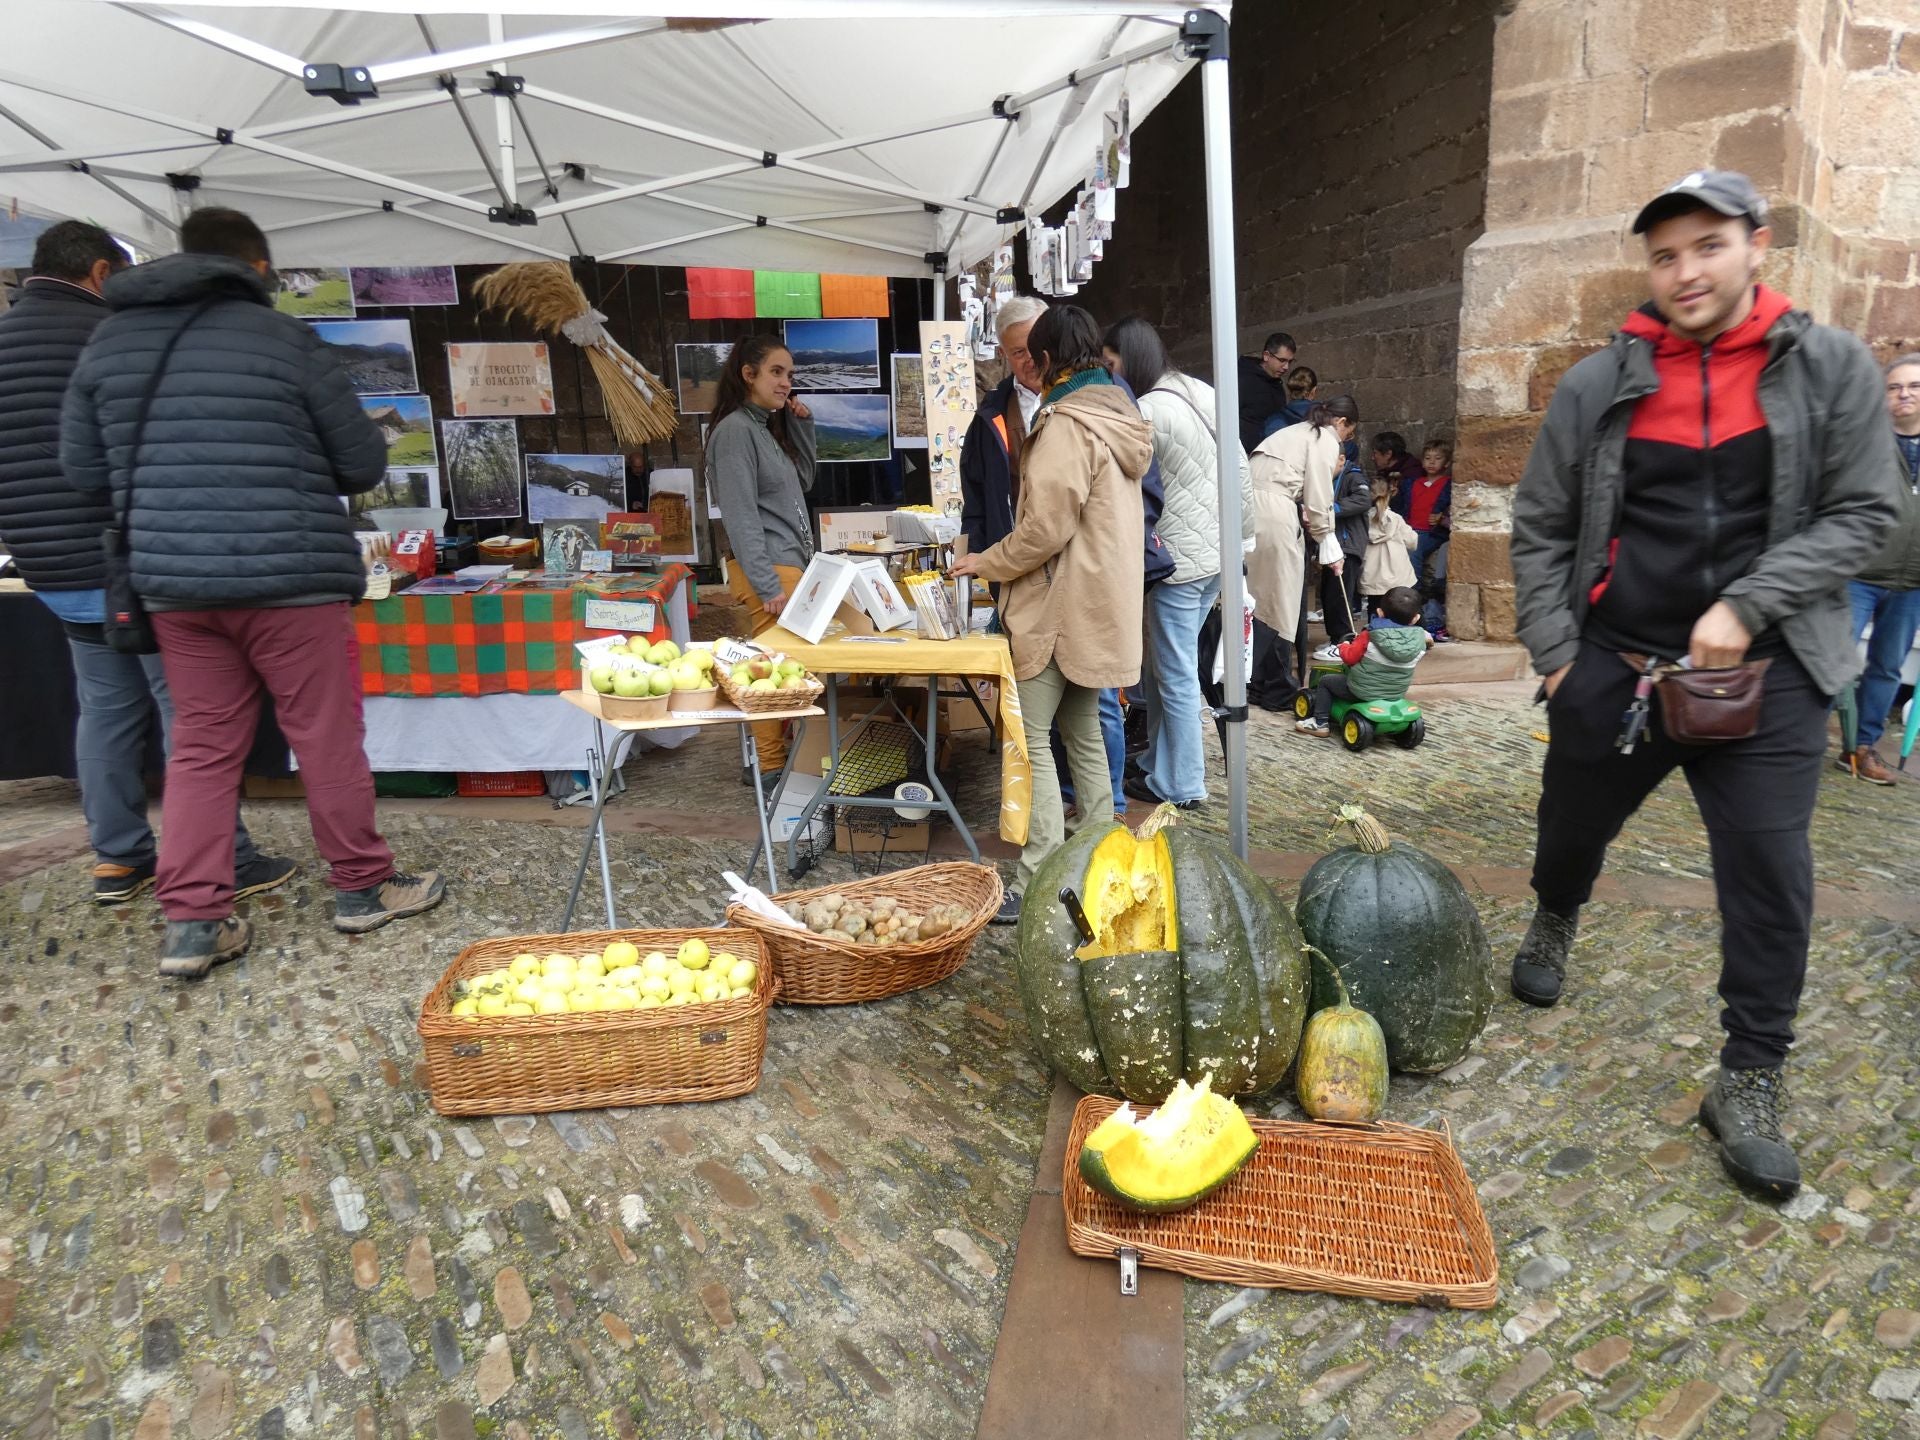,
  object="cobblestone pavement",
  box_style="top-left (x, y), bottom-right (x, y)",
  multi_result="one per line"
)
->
top-left (2, 685), bottom-right (1917, 1439)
